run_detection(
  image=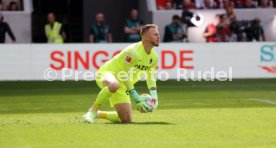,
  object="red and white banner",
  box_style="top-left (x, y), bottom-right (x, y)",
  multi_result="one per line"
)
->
top-left (0, 43), bottom-right (275, 80)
